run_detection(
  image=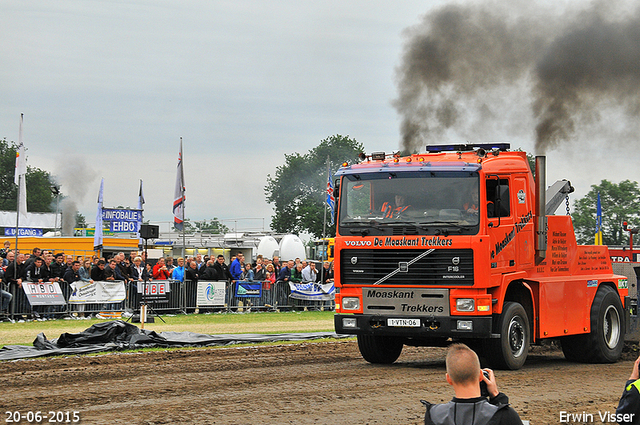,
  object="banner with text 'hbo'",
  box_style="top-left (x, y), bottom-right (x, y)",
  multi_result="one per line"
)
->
top-left (197, 281), bottom-right (227, 306)
top-left (68, 281), bottom-right (126, 304)
top-left (22, 282), bottom-right (66, 306)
